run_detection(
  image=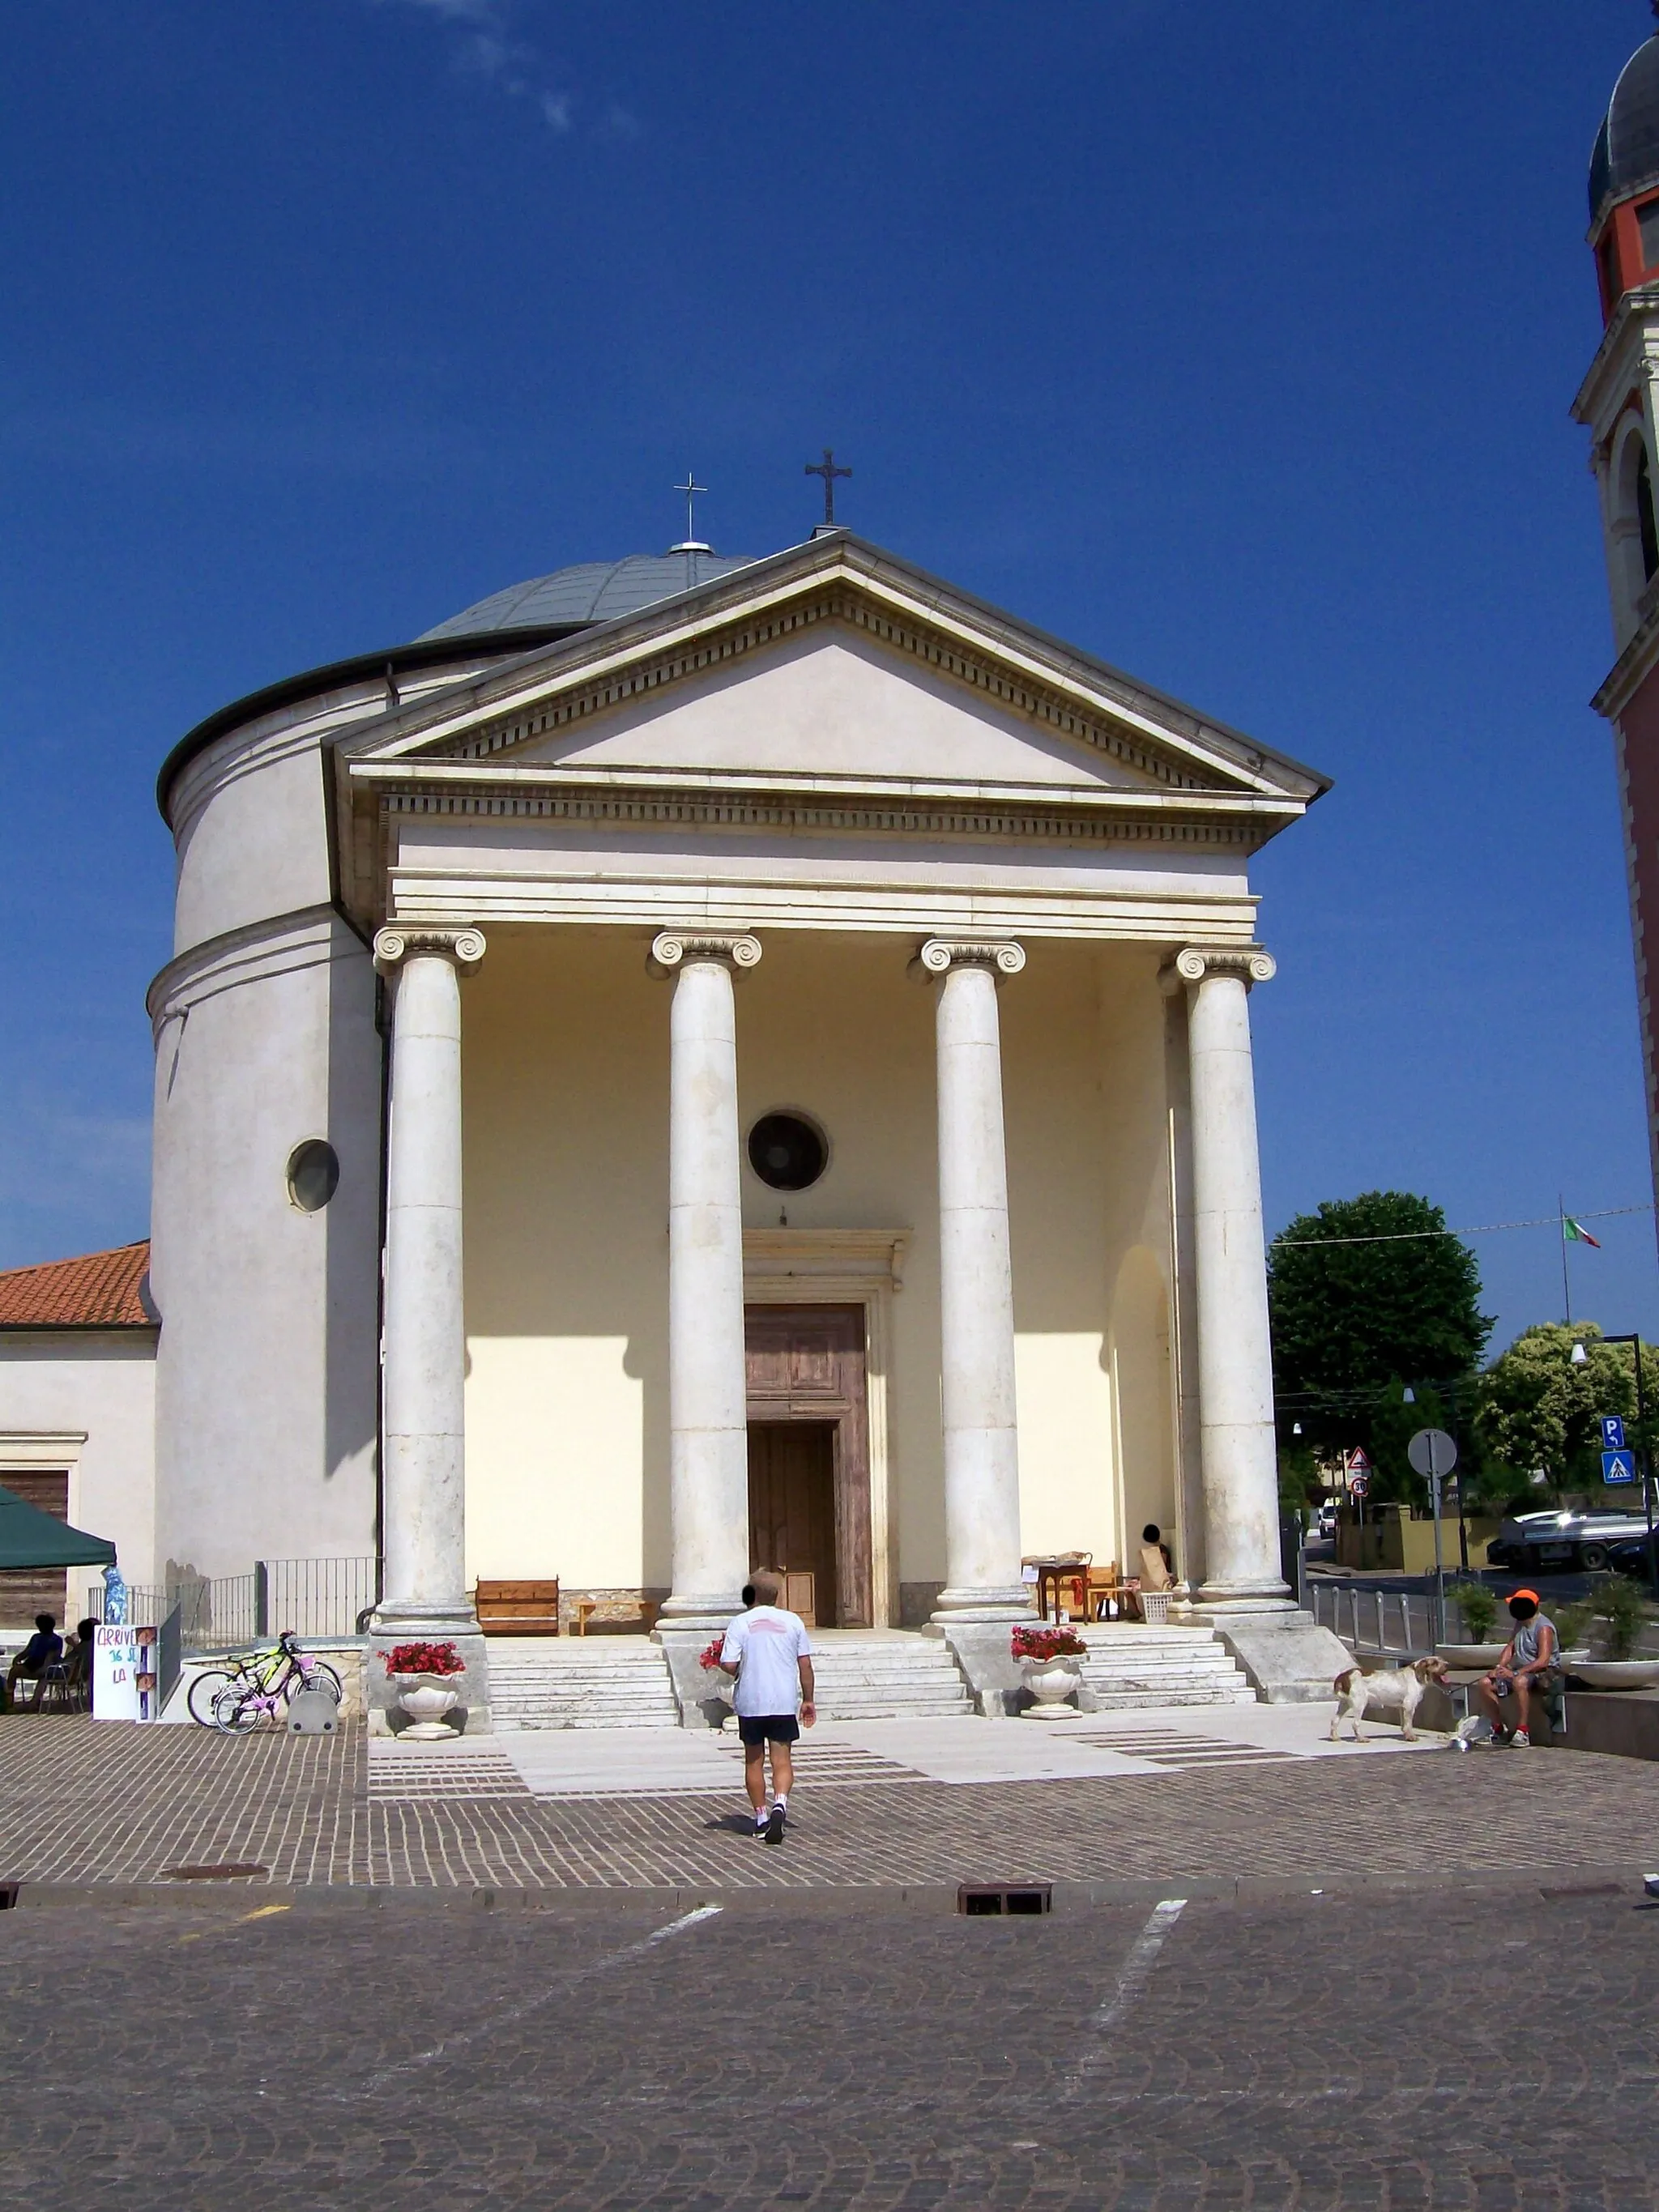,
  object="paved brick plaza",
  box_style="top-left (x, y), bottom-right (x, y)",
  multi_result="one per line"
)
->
top-left (6, 1711), bottom-right (1659, 1892)
top-left (5, 1873), bottom-right (1659, 2206)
